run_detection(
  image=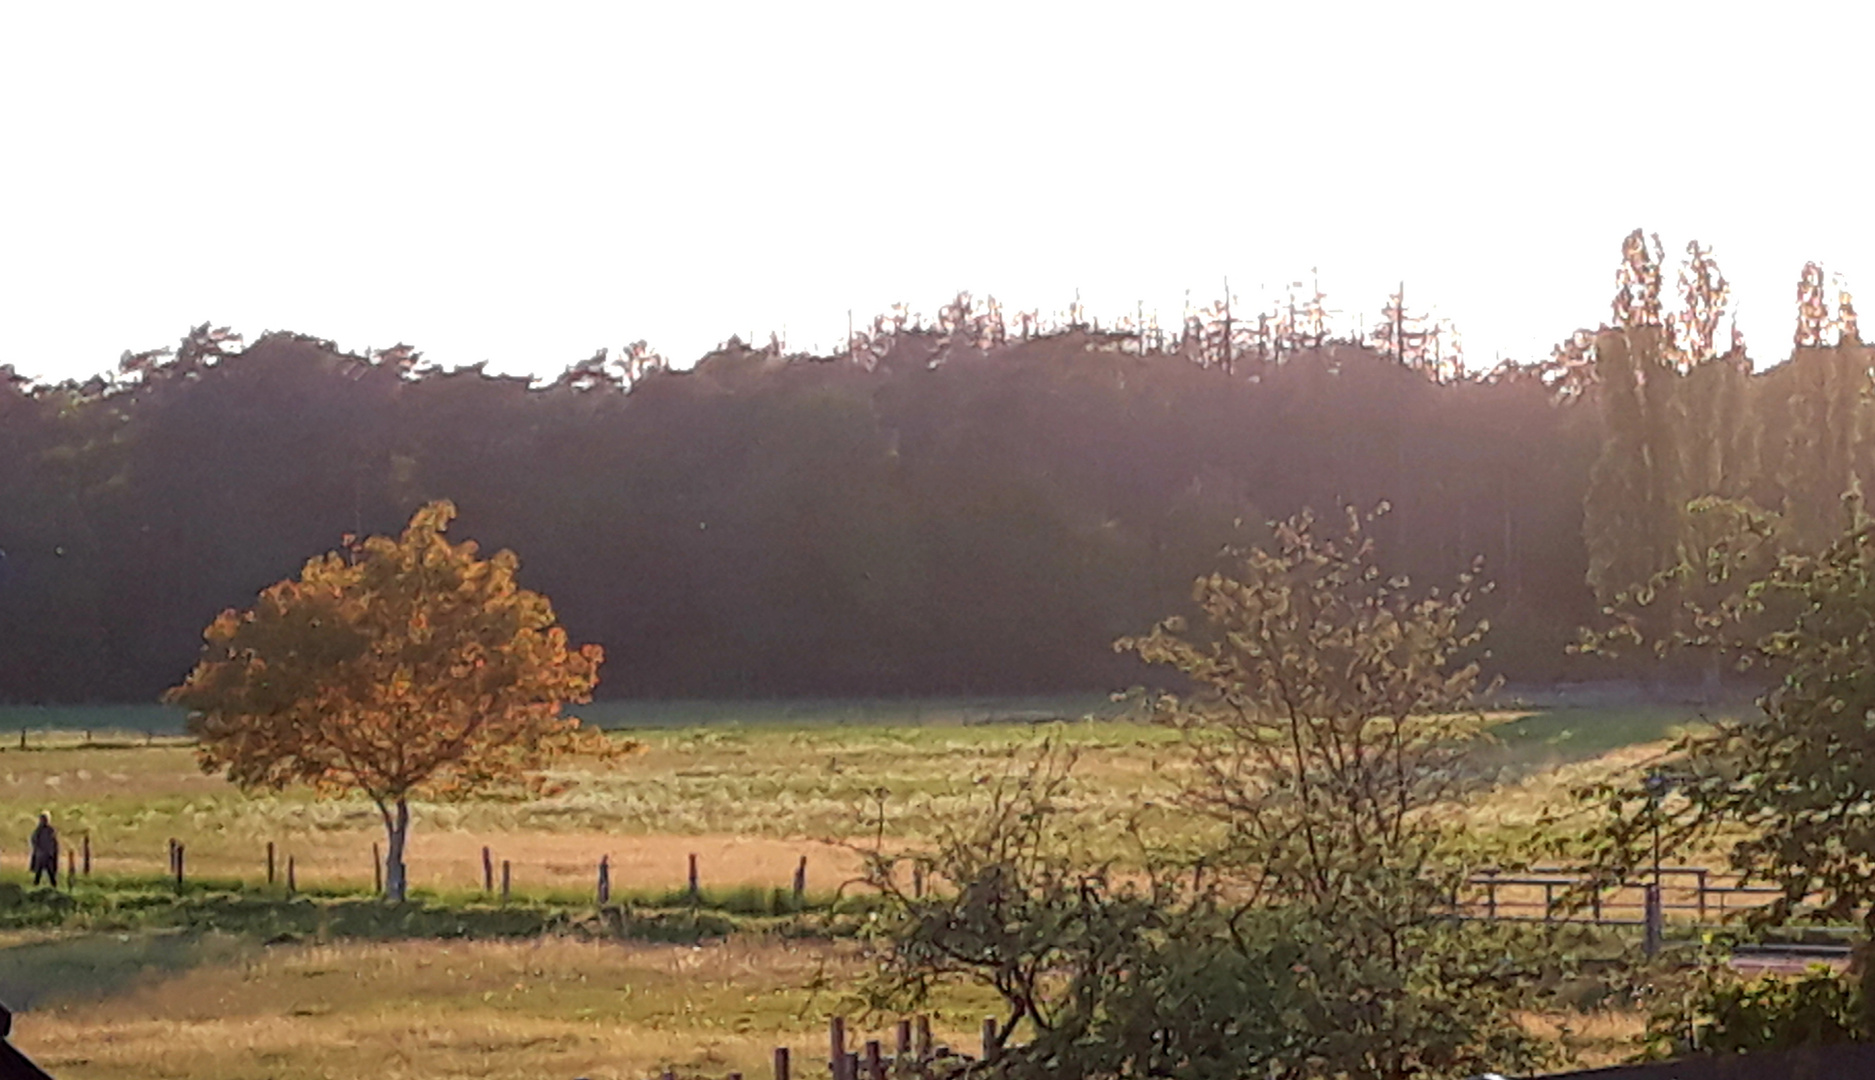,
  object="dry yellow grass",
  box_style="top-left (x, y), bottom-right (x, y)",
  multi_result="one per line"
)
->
top-left (215, 832), bottom-right (868, 897)
top-left (11, 934), bottom-right (995, 1080)
top-left (1519, 1008), bottom-right (1648, 1069)
top-left (0, 721), bottom-right (1184, 896)
top-left (0, 707), bottom-right (1730, 895)
top-left (6, 932), bottom-right (1660, 1080)
top-left (0, 704), bottom-right (1739, 1080)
